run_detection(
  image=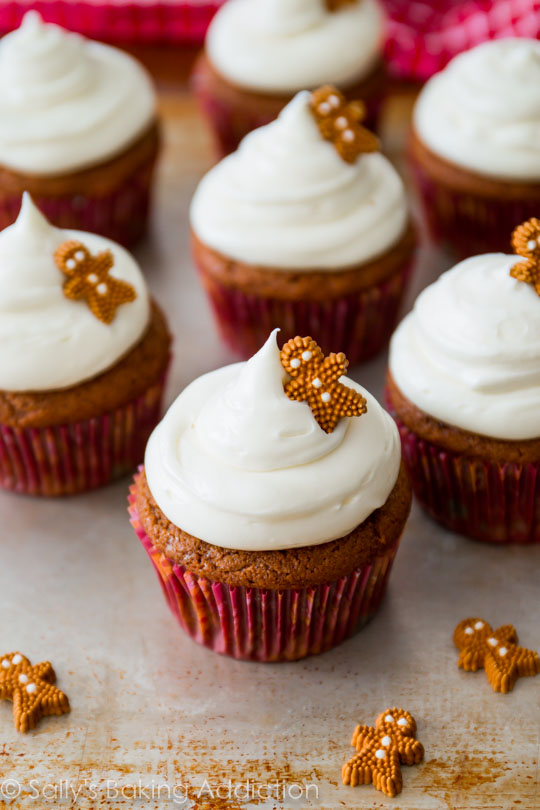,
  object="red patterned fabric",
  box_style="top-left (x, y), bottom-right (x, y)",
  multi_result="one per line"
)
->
top-left (383, 0), bottom-right (540, 80)
top-left (0, 1), bottom-right (224, 44)
top-left (0, 1), bottom-right (537, 71)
